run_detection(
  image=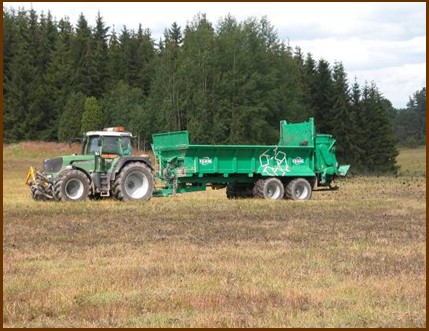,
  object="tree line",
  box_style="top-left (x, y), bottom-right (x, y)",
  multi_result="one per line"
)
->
top-left (3, 8), bottom-right (425, 173)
